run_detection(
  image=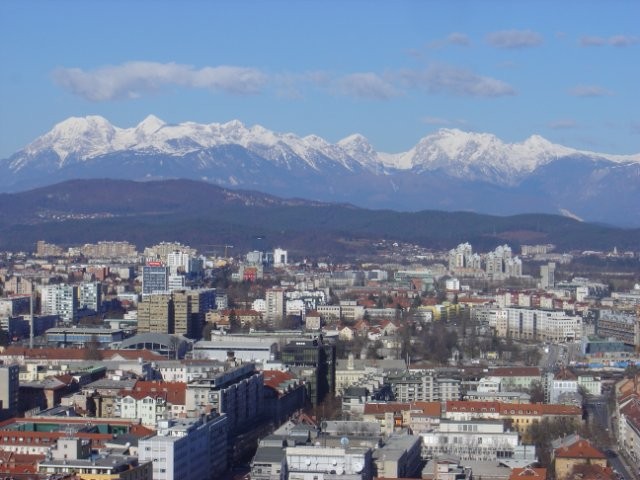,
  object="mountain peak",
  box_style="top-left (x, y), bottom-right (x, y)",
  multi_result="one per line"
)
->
top-left (136, 114), bottom-right (166, 134)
